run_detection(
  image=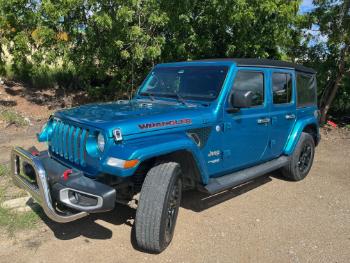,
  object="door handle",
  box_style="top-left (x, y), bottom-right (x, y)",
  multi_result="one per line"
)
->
top-left (285, 114), bottom-right (296, 120)
top-left (257, 118), bottom-right (271, 124)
